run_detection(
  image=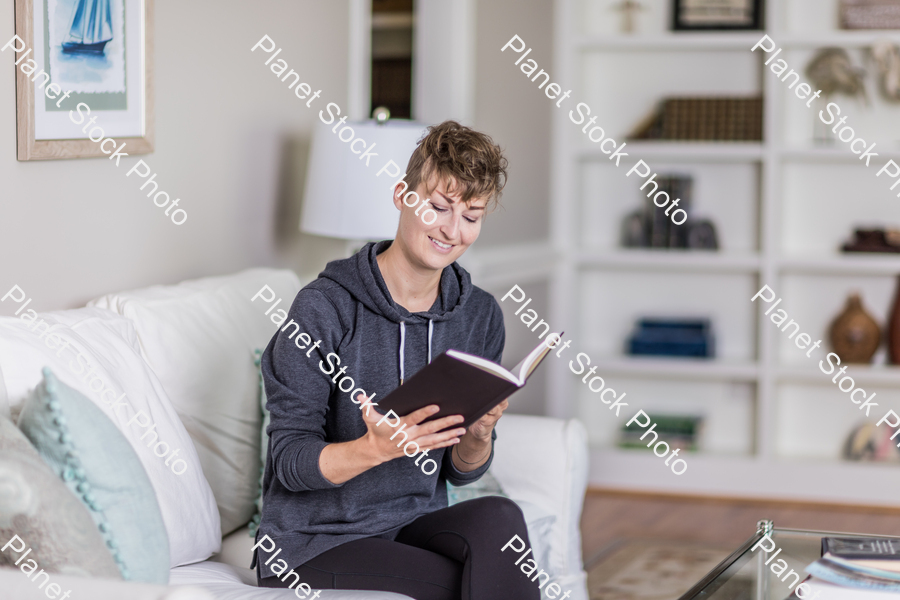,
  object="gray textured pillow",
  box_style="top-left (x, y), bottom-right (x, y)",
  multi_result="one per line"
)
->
top-left (0, 362), bottom-right (9, 421)
top-left (0, 415), bottom-right (121, 579)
